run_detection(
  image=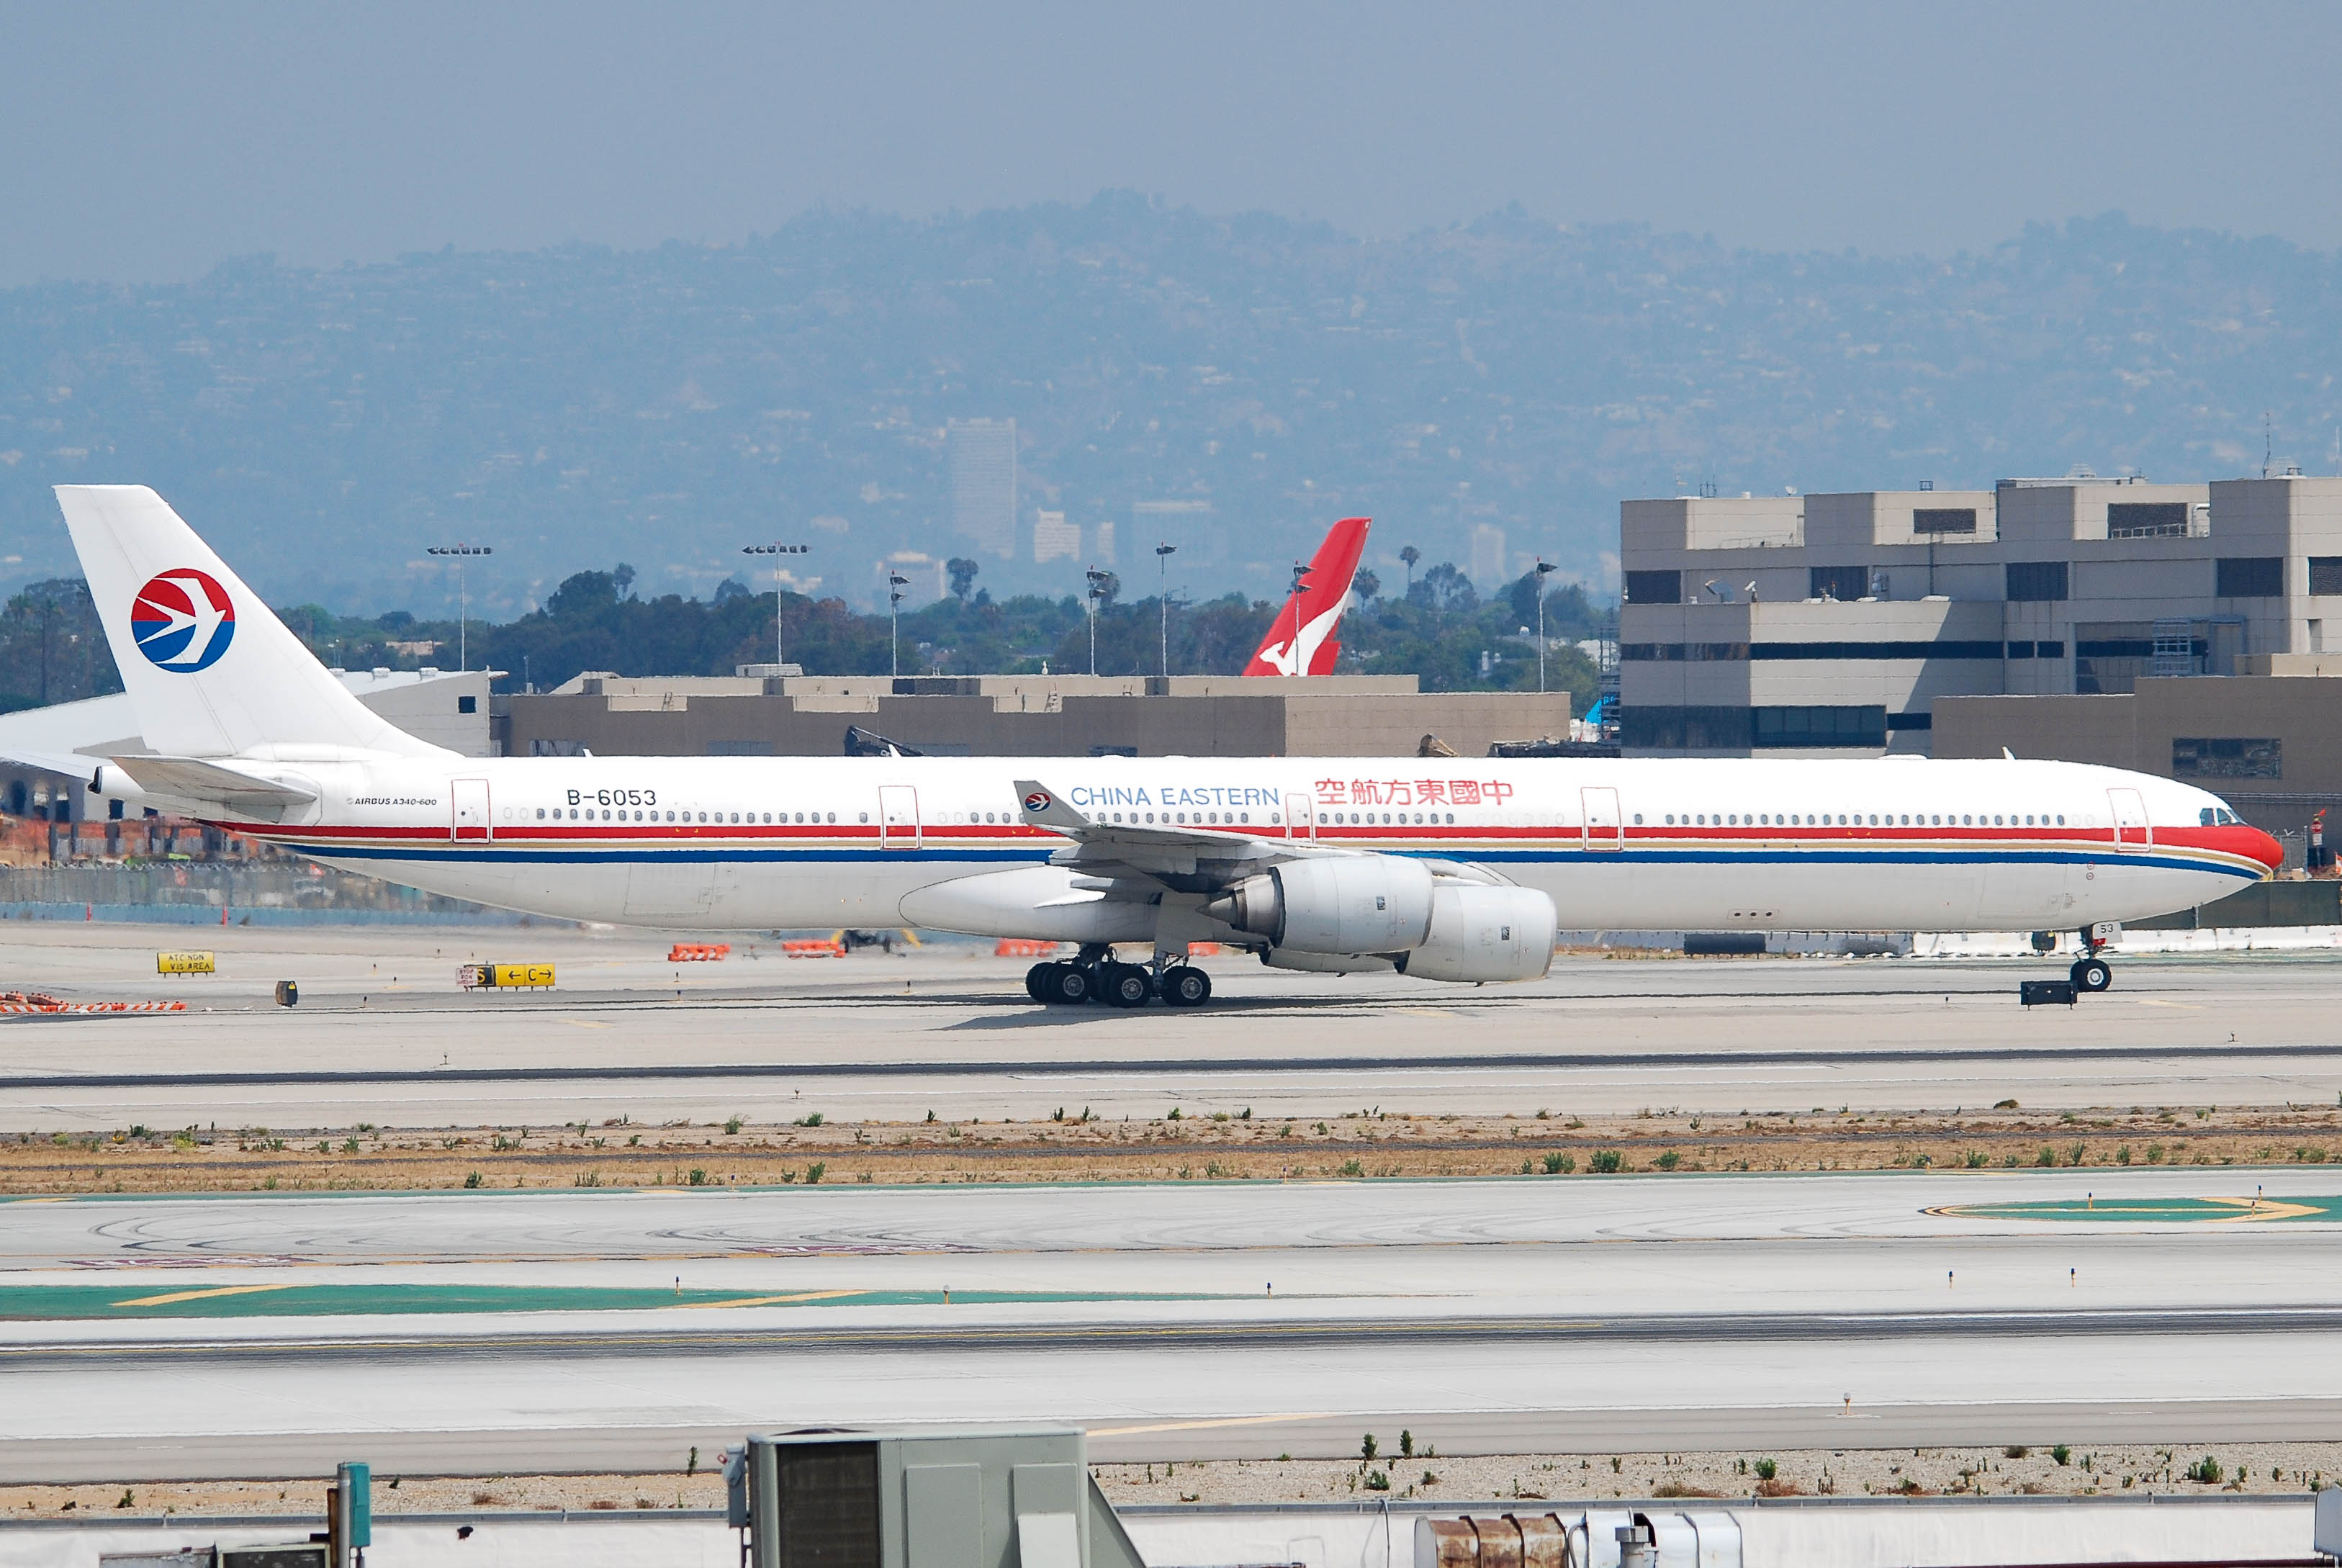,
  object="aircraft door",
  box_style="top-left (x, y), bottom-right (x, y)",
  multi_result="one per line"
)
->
top-left (1580, 786), bottom-right (1623, 852)
top-left (878, 785), bottom-right (922, 850)
top-left (1284, 793), bottom-right (1315, 840)
top-left (451, 778), bottom-right (490, 842)
top-left (2107, 788), bottom-right (2150, 852)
